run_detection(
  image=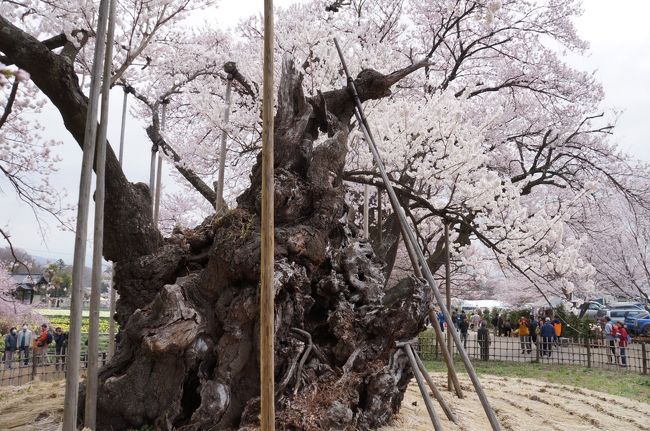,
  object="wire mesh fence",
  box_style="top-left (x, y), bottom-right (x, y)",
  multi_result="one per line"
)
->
top-left (0, 333), bottom-right (111, 386)
top-left (416, 329), bottom-right (649, 375)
